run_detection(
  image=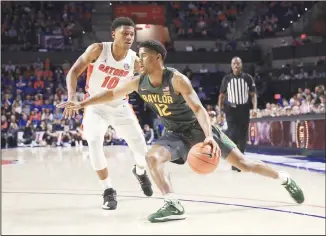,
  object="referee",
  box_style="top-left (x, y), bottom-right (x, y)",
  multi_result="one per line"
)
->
top-left (218, 57), bottom-right (257, 172)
